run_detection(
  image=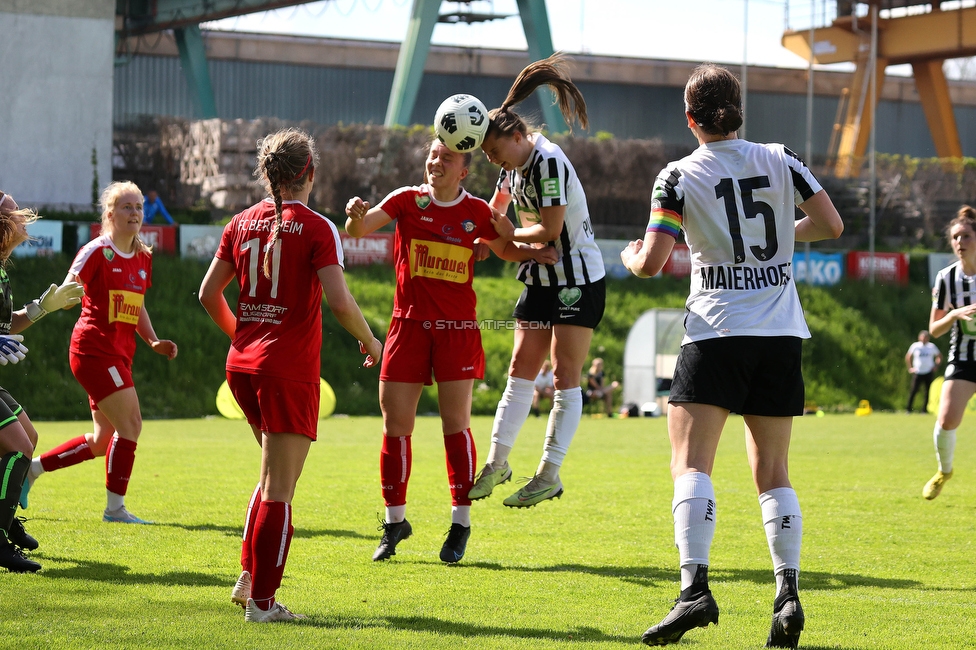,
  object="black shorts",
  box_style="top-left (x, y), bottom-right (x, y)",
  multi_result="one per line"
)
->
top-left (944, 361), bottom-right (976, 383)
top-left (513, 278), bottom-right (605, 329)
top-left (0, 387), bottom-right (23, 430)
top-left (669, 336), bottom-right (804, 417)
